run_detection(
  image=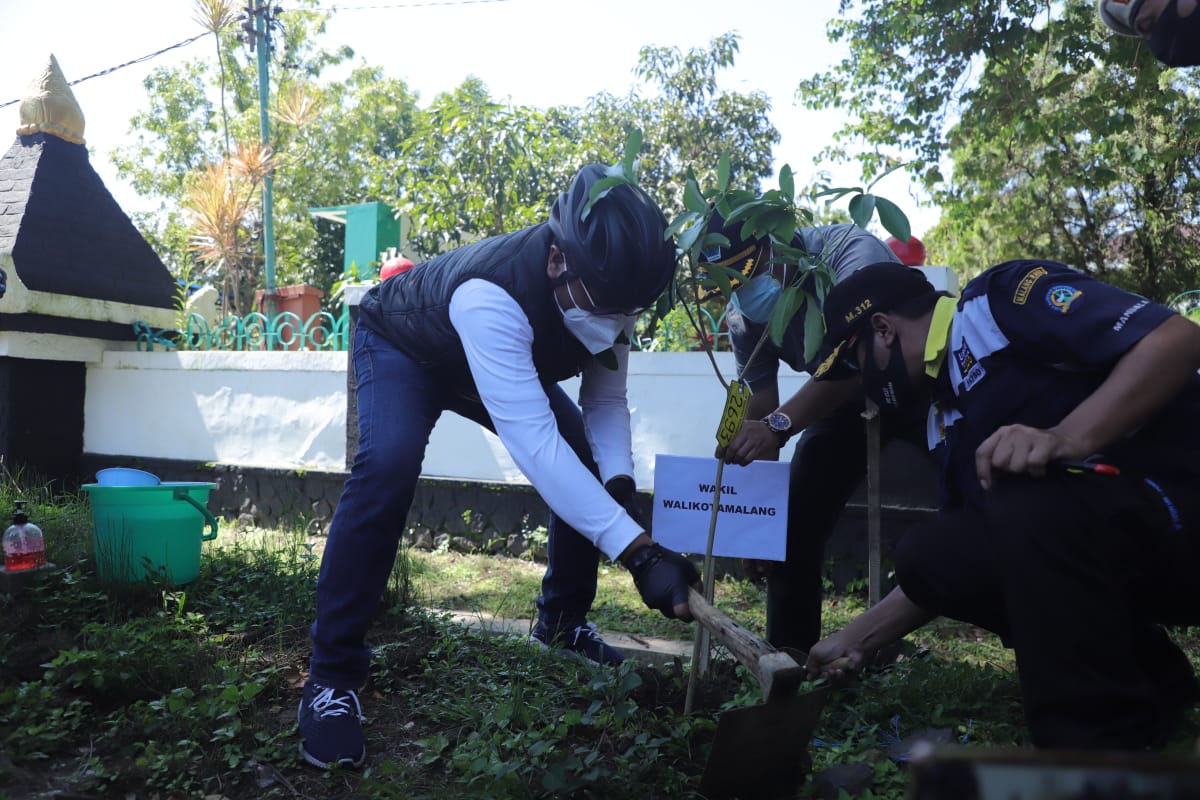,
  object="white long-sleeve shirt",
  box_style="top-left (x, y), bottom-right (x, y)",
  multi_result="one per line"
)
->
top-left (448, 278), bottom-right (642, 560)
